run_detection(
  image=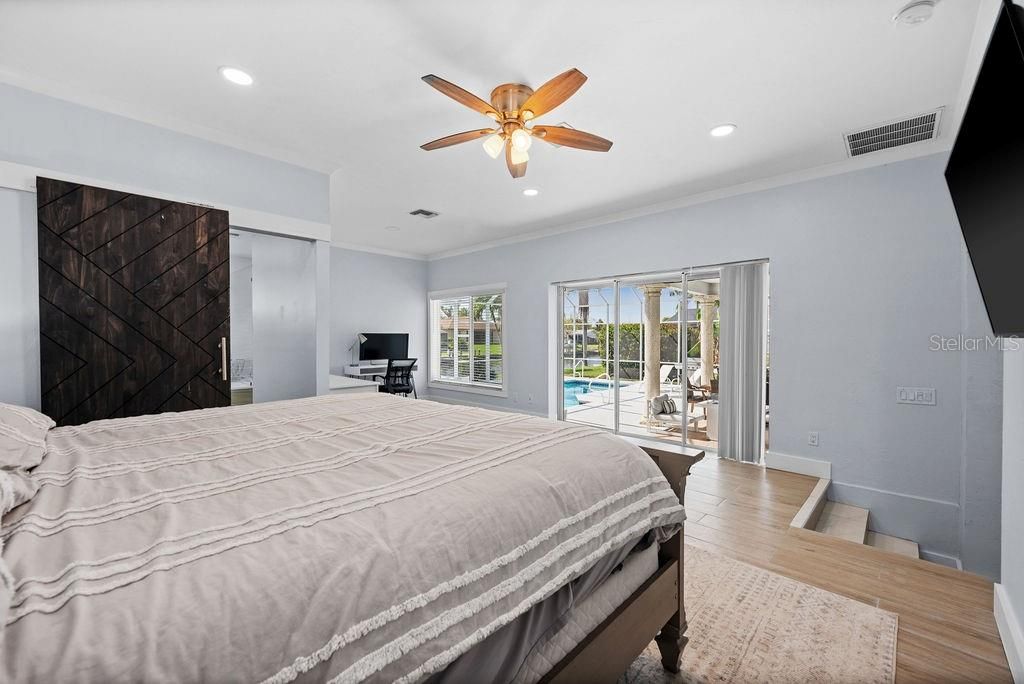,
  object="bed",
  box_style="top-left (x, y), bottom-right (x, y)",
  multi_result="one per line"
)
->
top-left (0, 394), bottom-right (699, 683)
